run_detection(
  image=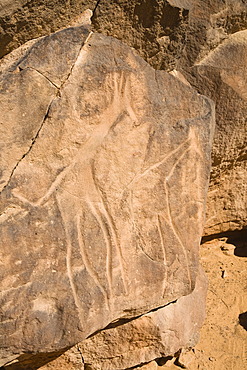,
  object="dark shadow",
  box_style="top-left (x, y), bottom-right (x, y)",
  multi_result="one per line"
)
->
top-left (126, 359), bottom-right (157, 369)
top-left (155, 356), bottom-right (173, 366)
top-left (87, 298), bottom-right (177, 339)
top-left (174, 357), bottom-right (186, 368)
top-left (201, 228), bottom-right (247, 257)
top-left (0, 347), bottom-right (70, 370)
top-left (229, 230), bottom-right (247, 257)
top-left (160, 3), bottom-right (181, 33)
top-left (239, 312), bottom-right (247, 331)
top-left (134, 0), bottom-right (156, 28)
top-left (156, 355), bottom-right (186, 368)
top-left (234, 245), bottom-right (247, 257)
